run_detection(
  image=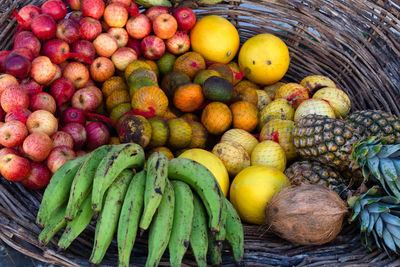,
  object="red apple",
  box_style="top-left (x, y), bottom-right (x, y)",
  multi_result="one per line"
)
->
top-left (21, 162), bottom-right (52, 189)
top-left (0, 148), bottom-right (19, 159)
top-left (0, 51), bottom-right (11, 72)
top-left (84, 79), bottom-right (96, 87)
top-left (145, 6), bottom-right (169, 22)
top-left (110, 0), bottom-right (132, 6)
top-left (173, 7), bottom-right (196, 31)
top-left (13, 31), bottom-right (41, 57)
top-left (51, 131), bottom-right (74, 148)
top-left (61, 107), bottom-right (86, 125)
top-left (5, 108), bottom-right (32, 123)
top-left (22, 132), bottom-right (53, 162)
top-left (11, 47), bottom-right (35, 61)
top-left (104, 3), bottom-right (128, 28)
top-left (140, 35), bottom-right (165, 60)
top-left (69, 10), bottom-right (83, 23)
top-left (4, 52), bottom-right (31, 79)
top-left (45, 64), bottom-right (62, 87)
top-left (126, 14), bottom-right (151, 39)
top-left (126, 38), bottom-right (141, 57)
top-left (0, 120), bottom-right (28, 148)
top-left (41, 0), bottom-right (67, 21)
top-left (111, 47), bottom-right (137, 71)
top-left (50, 77), bottom-right (76, 106)
top-left (46, 145), bottom-right (76, 173)
top-left (0, 154), bottom-right (31, 182)
top-left (65, 0), bottom-right (81, 10)
top-left (71, 87), bottom-right (101, 111)
top-left (31, 14), bottom-right (57, 40)
top-left (81, 0), bottom-right (105, 19)
top-left (0, 107), bottom-right (3, 122)
top-left (56, 18), bottom-right (80, 43)
top-left (89, 57), bottom-right (115, 82)
top-left (79, 17), bottom-right (102, 41)
top-left (0, 74), bottom-right (19, 96)
top-left (42, 39), bottom-right (70, 64)
top-left (108, 27), bottom-right (129, 48)
top-left (85, 86), bottom-right (103, 103)
top-left (20, 78), bottom-right (42, 96)
top-left (153, 13), bottom-right (177, 39)
top-left (85, 121), bottom-right (110, 149)
top-left (0, 86), bottom-right (29, 113)
top-left (30, 56), bottom-right (57, 85)
top-left (70, 40), bottom-right (96, 63)
top-left (16, 5), bottom-right (41, 30)
top-left (93, 33), bottom-right (118, 58)
top-left (30, 92), bottom-right (57, 114)
top-left (62, 123), bottom-right (87, 150)
top-left (26, 110), bottom-right (58, 136)
top-left (166, 31), bottom-right (190, 55)
top-left (63, 61), bottom-right (90, 88)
